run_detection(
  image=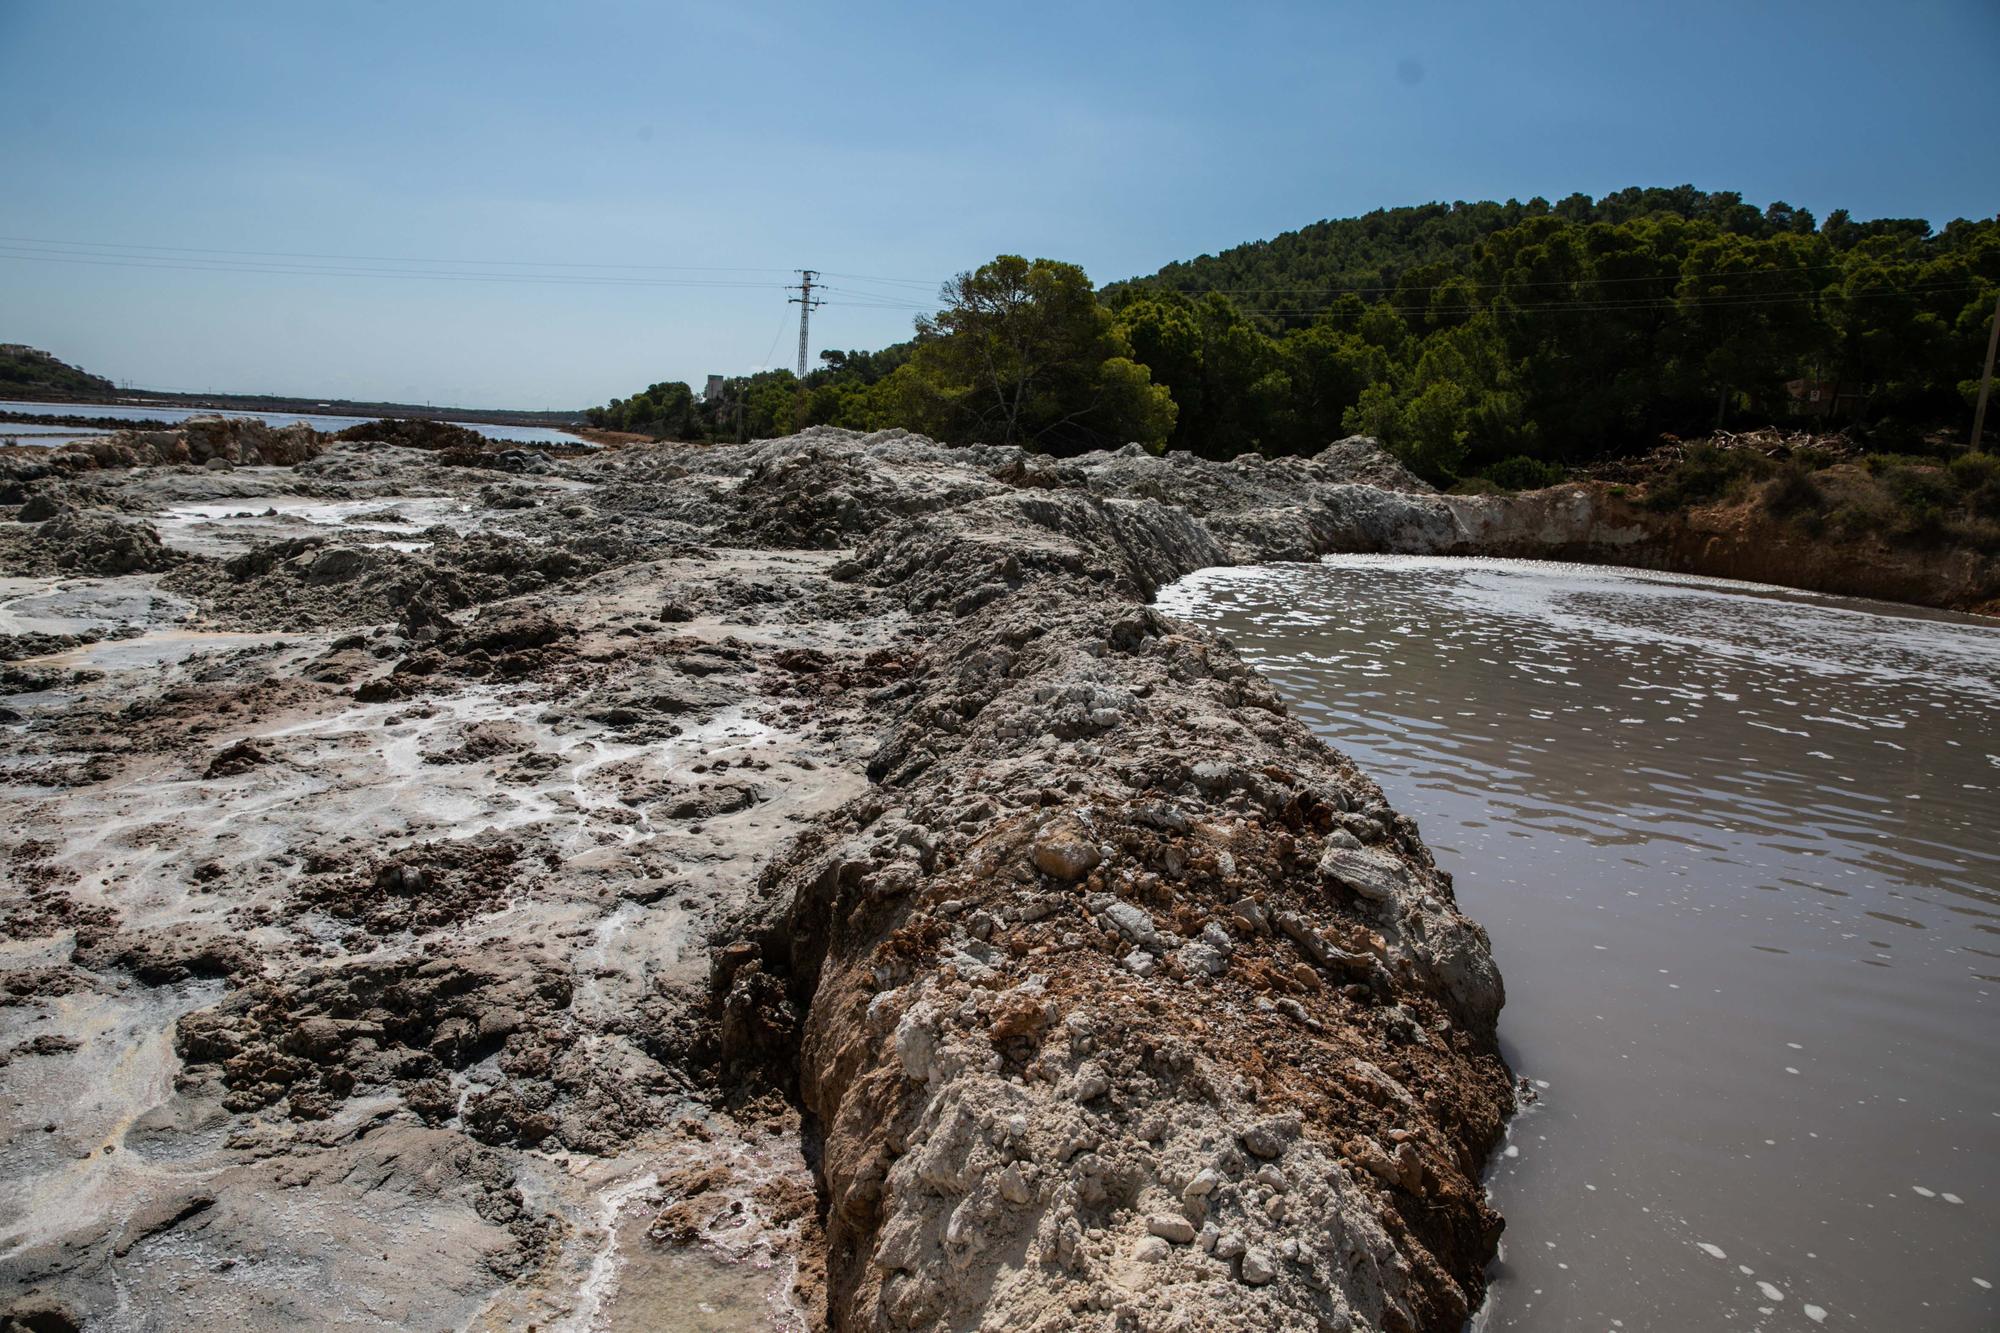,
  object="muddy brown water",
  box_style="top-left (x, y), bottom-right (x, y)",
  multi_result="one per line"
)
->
top-left (1160, 555), bottom-right (2000, 1332)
